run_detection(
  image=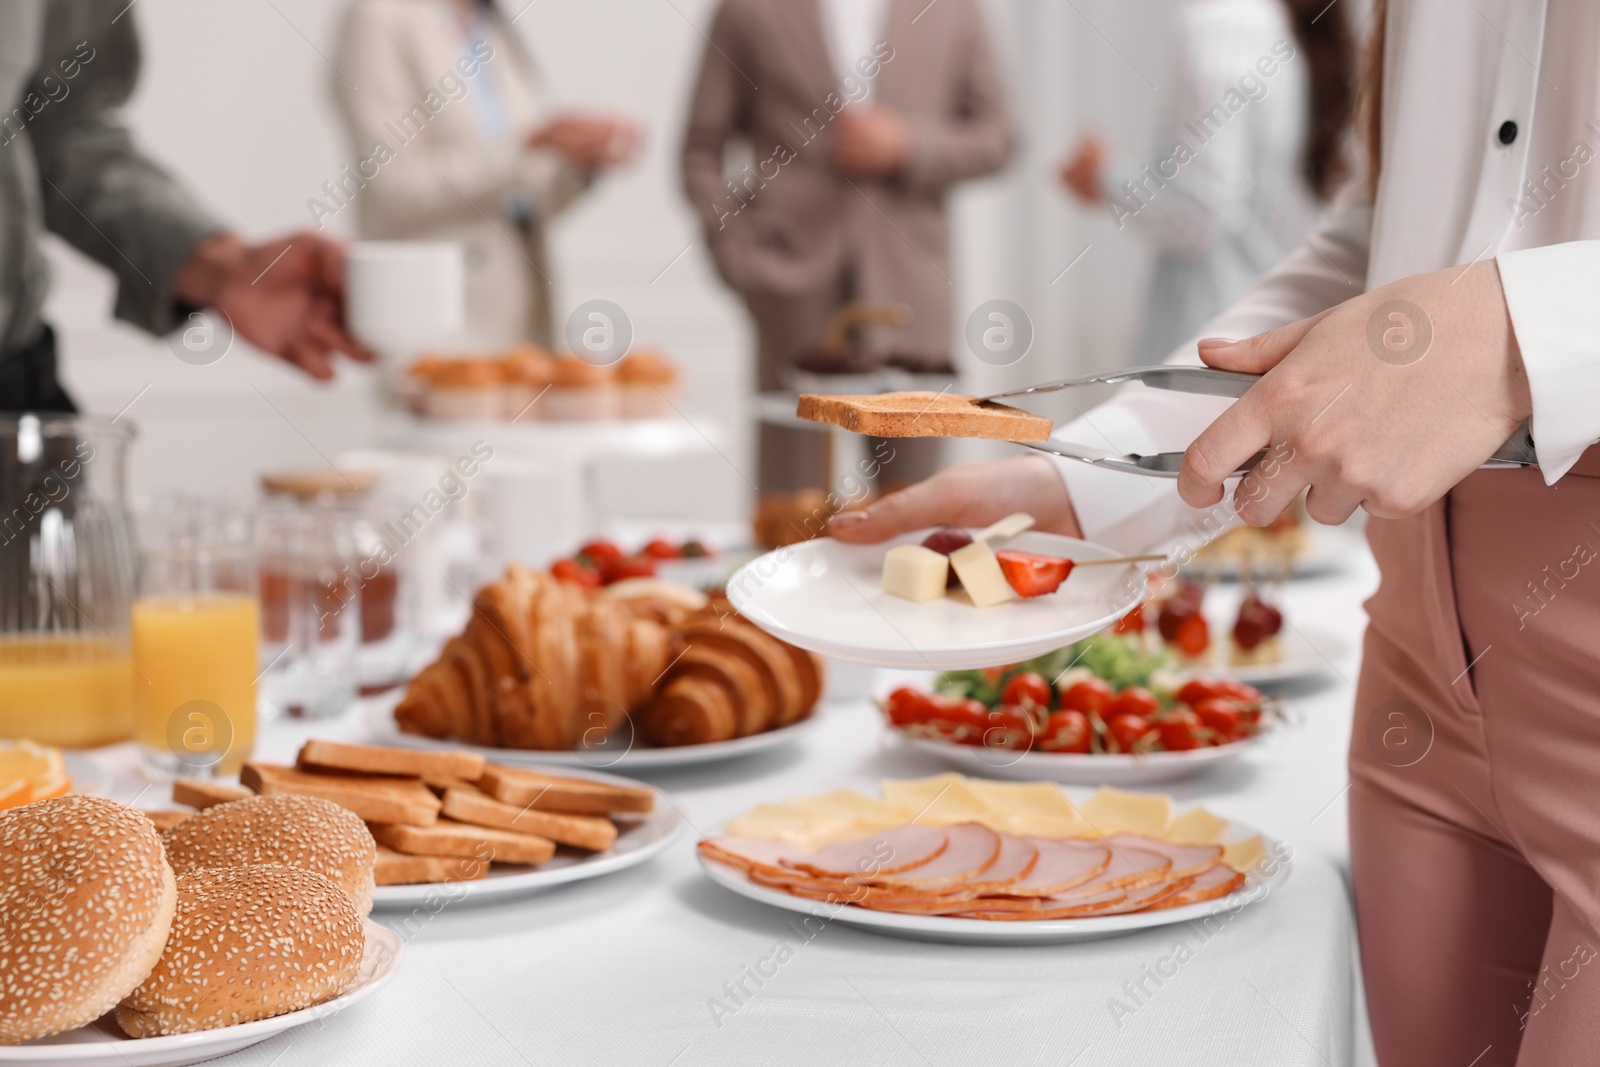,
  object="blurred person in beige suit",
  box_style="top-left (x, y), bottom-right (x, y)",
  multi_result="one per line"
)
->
top-left (330, 0), bottom-right (639, 350)
top-left (682, 0), bottom-right (1013, 492)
